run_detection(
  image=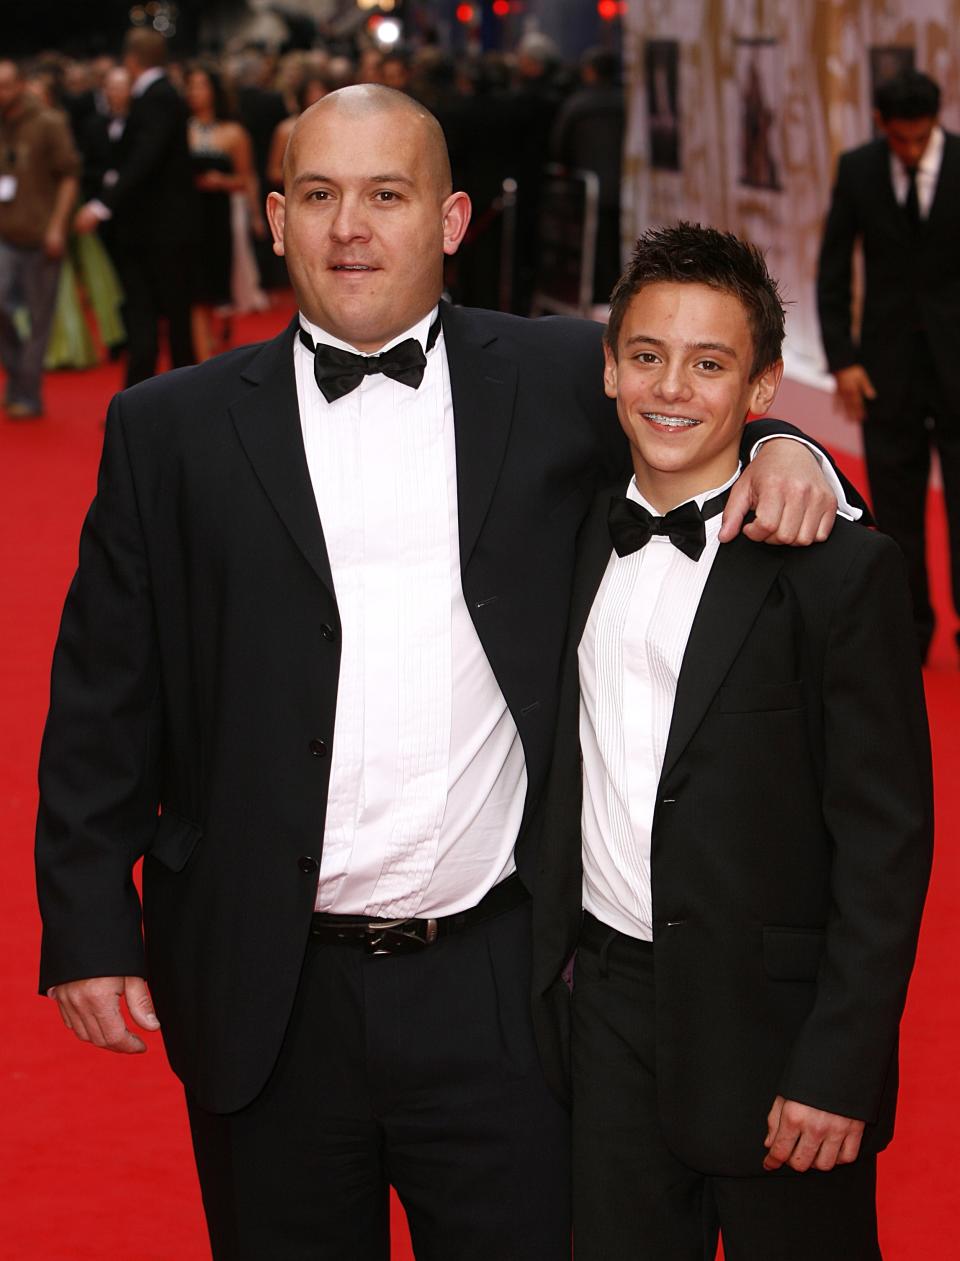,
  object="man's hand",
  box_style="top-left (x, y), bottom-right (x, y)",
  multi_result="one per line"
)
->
top-left (720, 440), bottom-right (837, 545)
top-left (763, 1095), bottom-right (865, 1172)
top-left (833, 365), bottom-right (876, 424)
top-left (47, 975), bottom-right (160, 1054)
top-left (73, 203), bottom-right (101, 235)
